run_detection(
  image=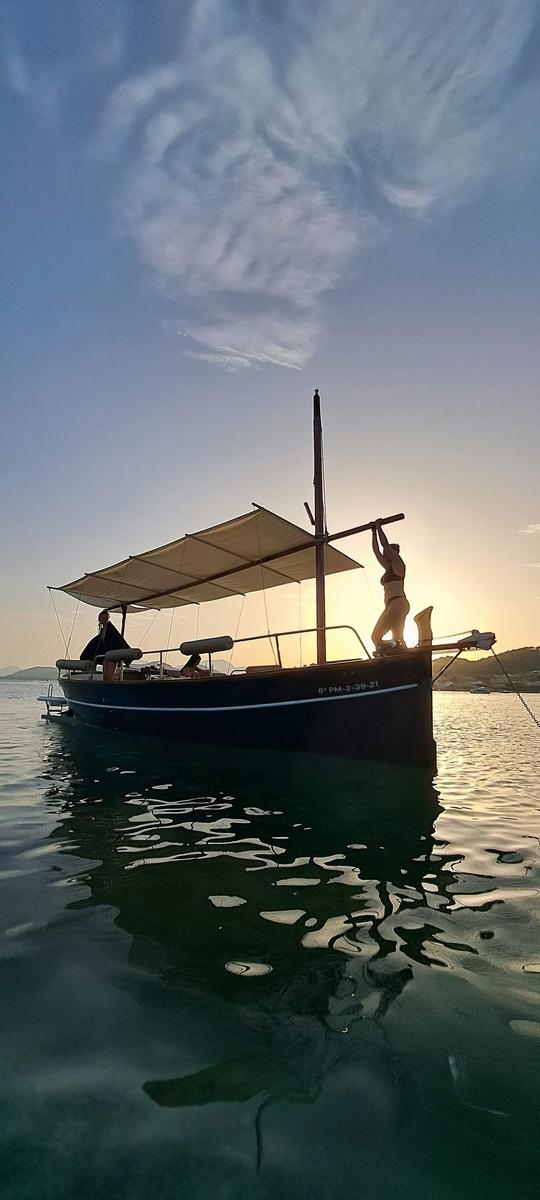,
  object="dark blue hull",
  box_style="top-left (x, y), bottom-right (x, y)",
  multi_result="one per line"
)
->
top-left (60, 650), bottom-right (436, 768)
